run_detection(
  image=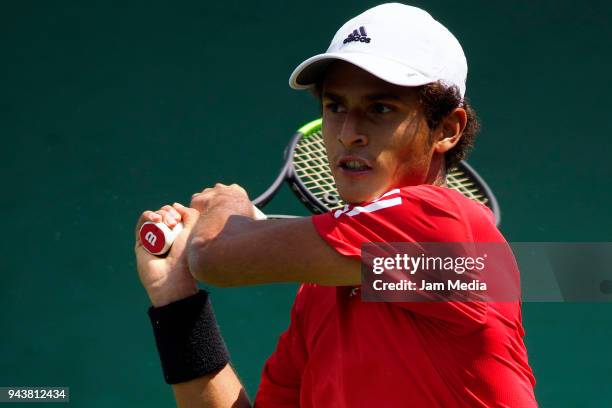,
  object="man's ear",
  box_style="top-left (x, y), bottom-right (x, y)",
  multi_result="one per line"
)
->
top-left (433, 107), bottom-right (467, 154)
